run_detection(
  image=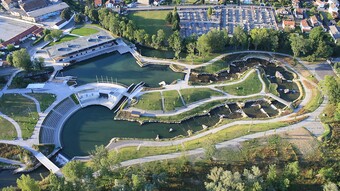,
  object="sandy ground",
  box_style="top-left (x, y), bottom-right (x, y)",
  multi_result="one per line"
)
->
top-left (279, 127), bottom-right (320, 159)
